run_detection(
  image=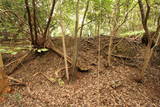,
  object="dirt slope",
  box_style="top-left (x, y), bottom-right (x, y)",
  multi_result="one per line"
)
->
top-left (1, 36), bottom-right (160, 106)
